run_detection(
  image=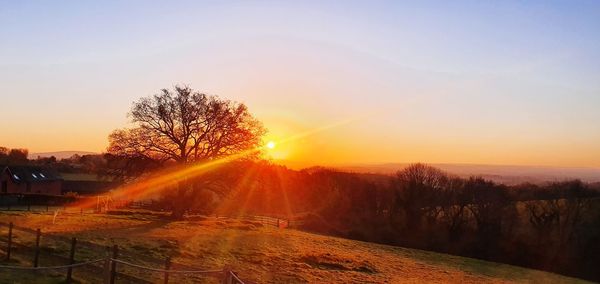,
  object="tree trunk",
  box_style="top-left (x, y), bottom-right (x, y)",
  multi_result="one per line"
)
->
top-left (170, 182), bottom-right (188, 220)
